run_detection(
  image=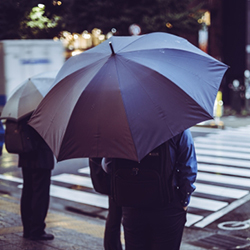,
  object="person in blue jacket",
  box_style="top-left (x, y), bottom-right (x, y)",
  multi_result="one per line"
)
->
top-left (103, 129), bottom-right (197, 250)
